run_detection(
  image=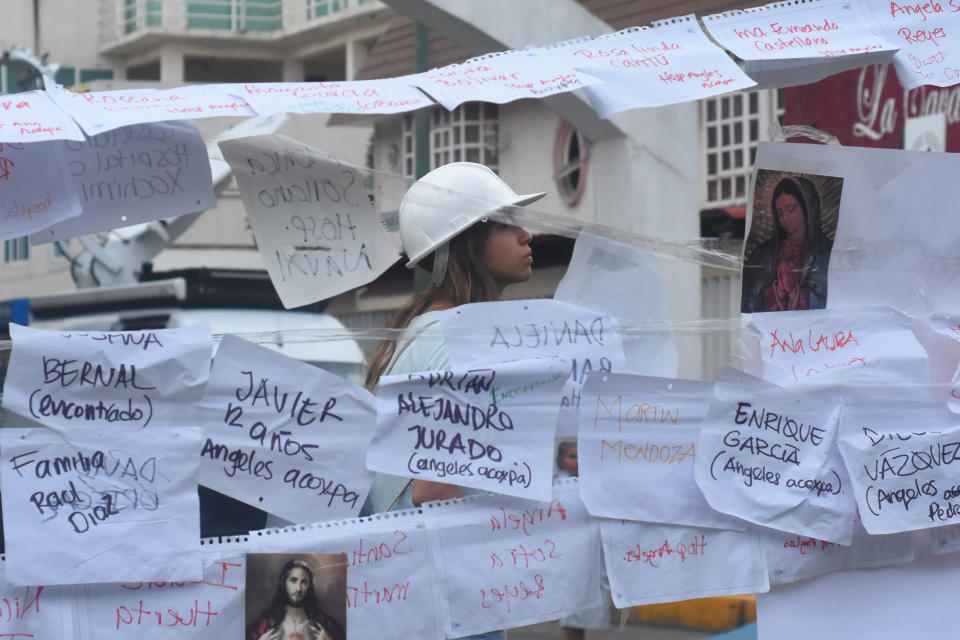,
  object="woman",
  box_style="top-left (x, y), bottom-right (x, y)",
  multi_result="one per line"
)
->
top-left (364, 161), bottom-right (545, 509)
top-left (741, 176), bottom-right (832, 313)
